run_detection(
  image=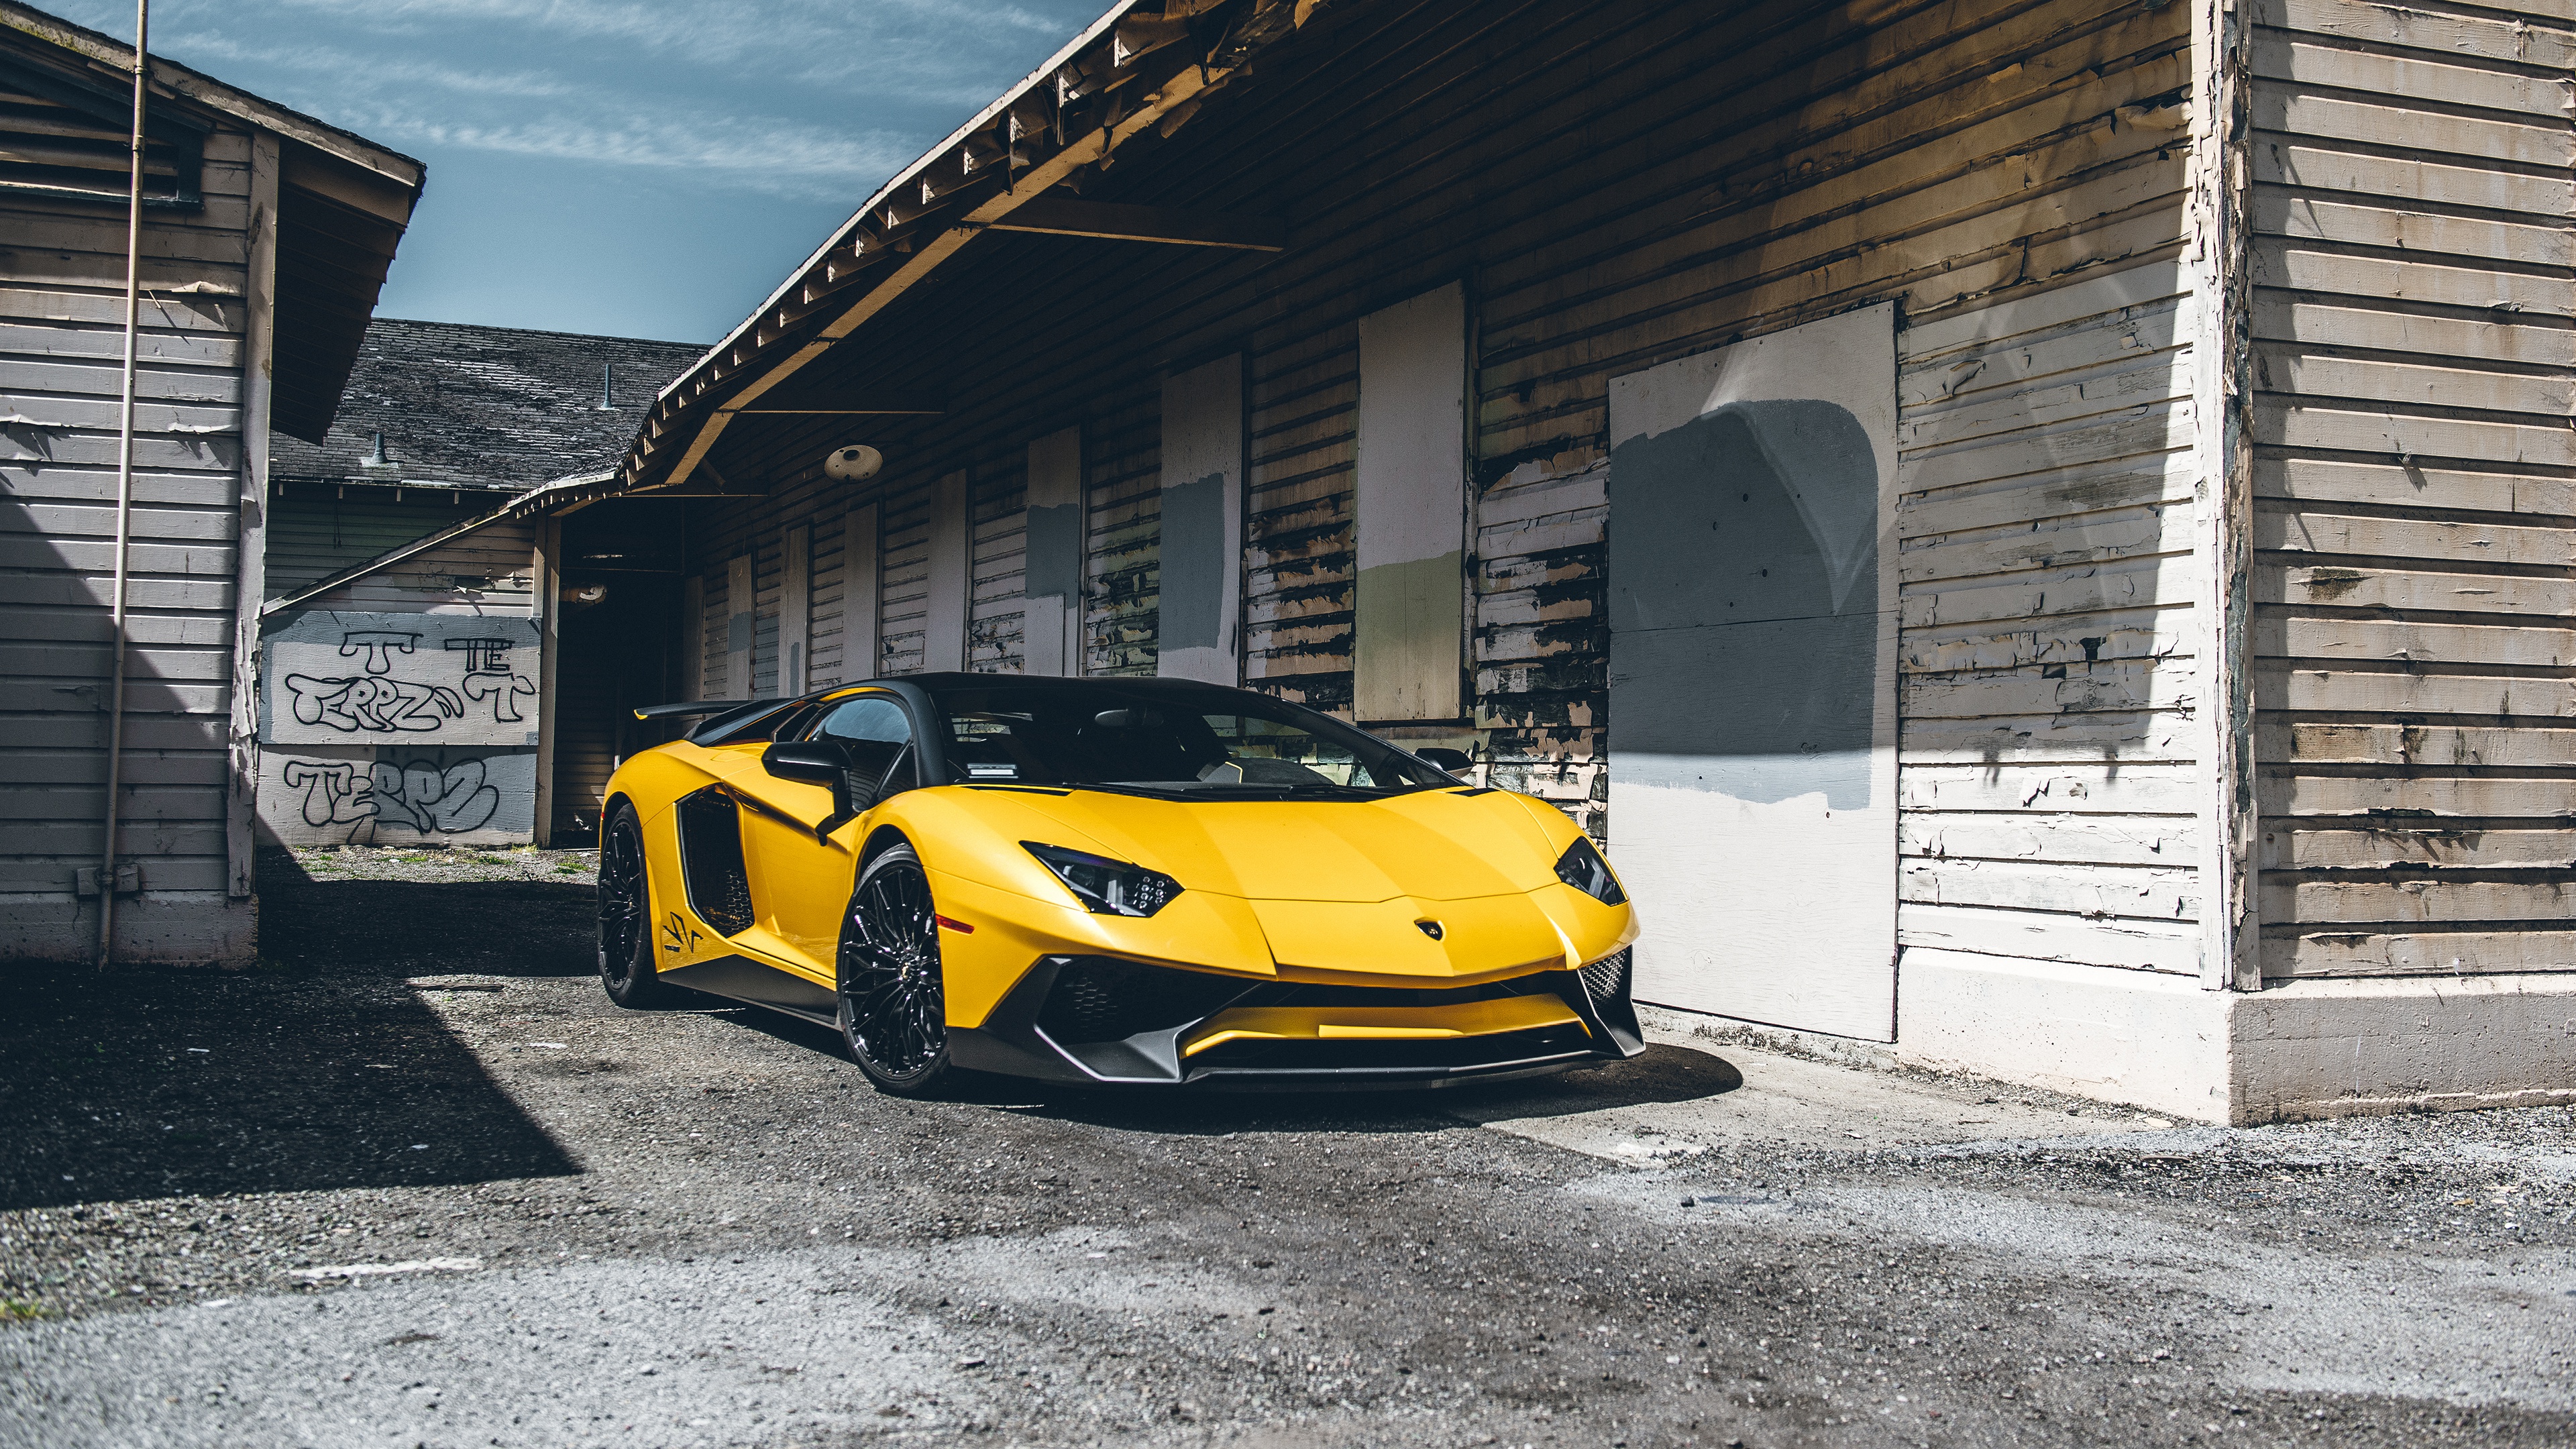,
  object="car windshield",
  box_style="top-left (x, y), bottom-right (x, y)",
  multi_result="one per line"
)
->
top-left (920, 680), bottom-right (1452, 797)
